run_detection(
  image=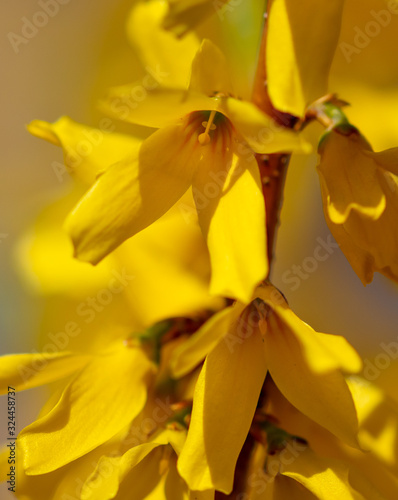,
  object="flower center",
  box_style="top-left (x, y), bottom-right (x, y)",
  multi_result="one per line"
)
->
top-left (198, 109), bottom-right (217, 146)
